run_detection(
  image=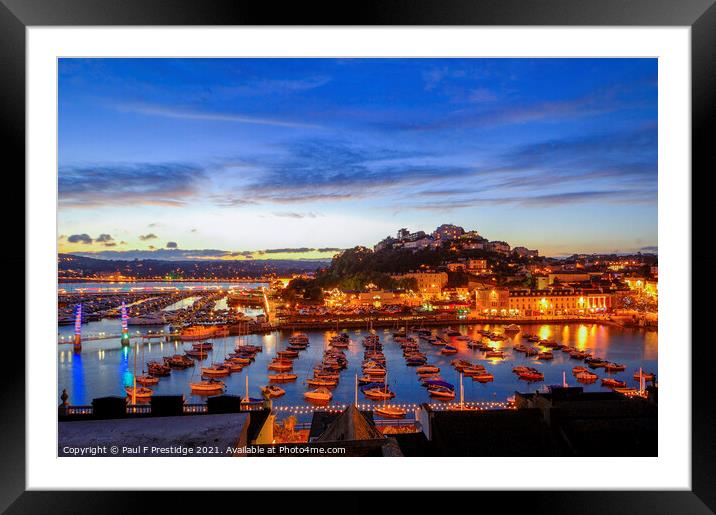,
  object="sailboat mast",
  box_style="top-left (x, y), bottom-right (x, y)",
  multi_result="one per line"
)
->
top-left (460, 372), bottom-right (464, 409)
top-left (354, 373), bottom-right (358, 407)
